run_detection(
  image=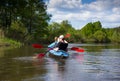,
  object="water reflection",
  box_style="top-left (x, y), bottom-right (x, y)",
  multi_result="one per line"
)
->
top-left (75, 54), bottom-right (84, 64)
top-left (71, 53), bottom-right (84, 64)
top-left (44, 58), bottom-right (66, 81)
